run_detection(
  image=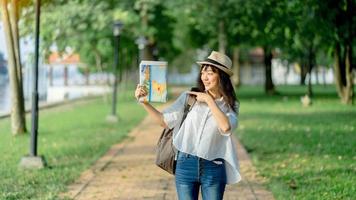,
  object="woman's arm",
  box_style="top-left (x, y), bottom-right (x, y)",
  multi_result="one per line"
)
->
top-left (140, 102), bottom-right (168, 128)
top-left (187, 91), bottom-right (231, 134)
top-left (206, 99), bottom-right (231, 133)
top-left (135, 85), bottom-right (168, 128)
